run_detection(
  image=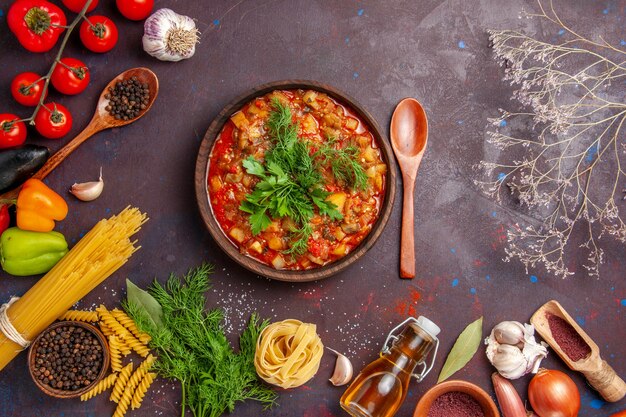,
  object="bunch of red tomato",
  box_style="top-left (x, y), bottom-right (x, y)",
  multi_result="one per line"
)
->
top-left (1, 0), bottom-right (153, 148)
